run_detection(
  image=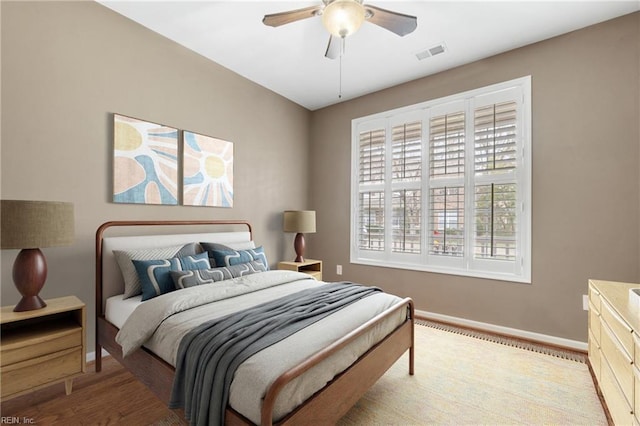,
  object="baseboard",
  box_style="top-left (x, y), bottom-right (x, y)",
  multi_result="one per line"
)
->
top-left (86, 348), bottom-right (111, 363)
top-left (415, 309), bottom-right (588, 352)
